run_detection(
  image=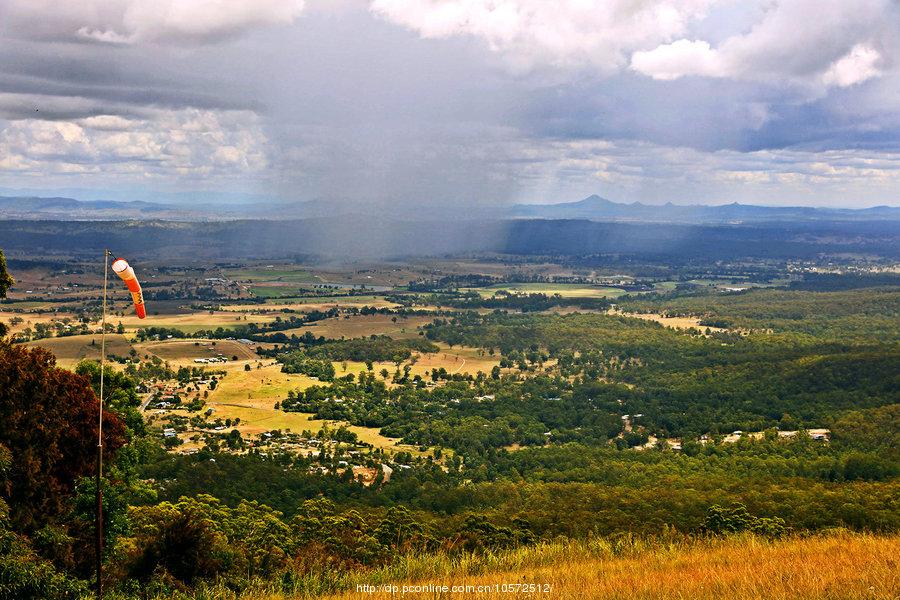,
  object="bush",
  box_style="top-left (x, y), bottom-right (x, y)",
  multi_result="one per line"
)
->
top-left (704, 503), bottom-right (786, 537)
